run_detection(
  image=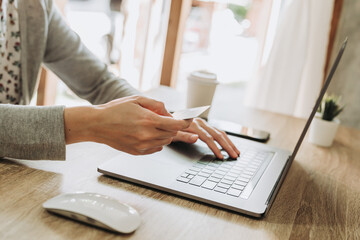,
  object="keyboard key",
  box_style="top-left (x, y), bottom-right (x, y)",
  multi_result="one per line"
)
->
top-left (214, 186), bottom-right (227, 193)
top-left (232, 184), bottom-right (245, 190)
top-left (218, 166), bottom-right (230, 172)
top-left (235, 162), bottom-right (247, 168)
top-left (201, 168), bottom-right (214, 174)
top-left (229, 169), bottom-right (242, 175)
top-left (189, 176), bottom-right (207, 186)
top-left (189, 167), bottom-right (201, 172)
top-left (227, 188), bottom-right (242, 197)
top-left (192, 166), bottom-right (205, 171)
top-left (185, 169), bottom-right (198, 175)
top-left (220, 163), bottom-right (232, 168)
top-left (213, 160), bottom-right (223, 164)
top-left (223, 161), bottom-right (235, 165)
top-left (243, 170), bottom-right (255, 175)
top-left (176, 177), bottom-right (190, 183)
top-left (217, 182), bottom-right (231, 189)
top-left (208, 176), bottom-right (221, 183)
top-left (237, 177), bottom-right (250, 183)
top-left (226, 172), bottom-right (238, 178)
top-left (232, 166), bottom-right (244, 171)
top-left (180, 173), bottom-right (189, 178)
top-left (221, 179), bottom-right (234, 185)
top-left (204, 165), bottom-right (217, 171)
top-left (208, 163), bottom-right (219, 168)
top-left (234, 180), bottom-right (247, 186)
top-left (201, 180), bottom-right (217, 190)
top-left (223, 175), bottom-right (236, 182)
top-left (253, 159), bottom-right (262, 164)
top-left (247, 164), bottom-right (257, 169)
top-left (248, 166), bottom-right (259, 171)
top-left (250, 162), bottom-right (261, 166)
top-left (195, 161), bottom-right (207, 165)
top-left (245, 167), bottom-right (257, 173)
top-left (211, 173), bottom-right (224, 179)
top-left (240, 173), bottom-right (252, 179)
top-left (198, 171), bottom-right (211, 178)
top-left (214, 170), bottom-right (227, 176)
